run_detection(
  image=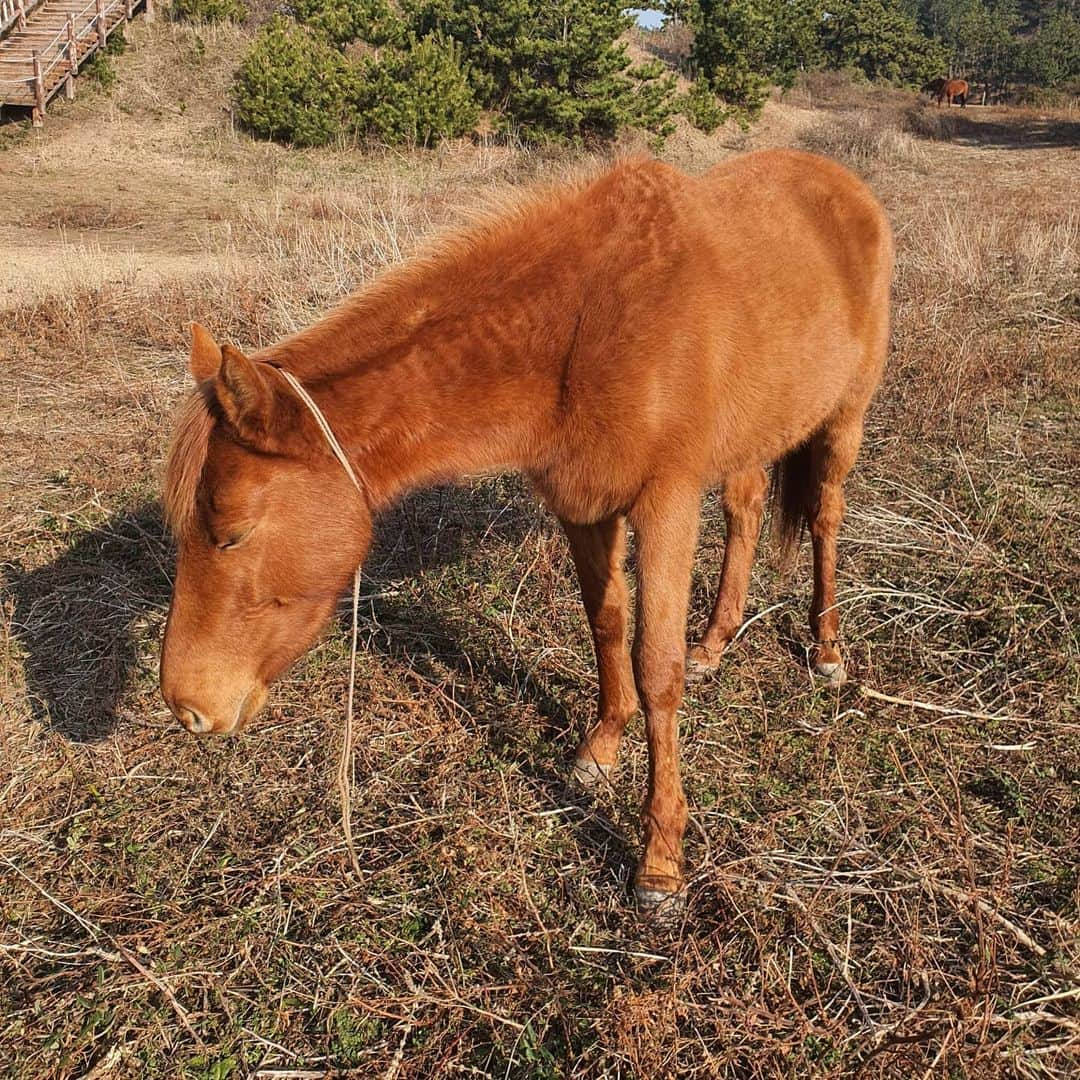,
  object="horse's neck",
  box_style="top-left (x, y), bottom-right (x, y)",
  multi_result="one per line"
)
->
top-left (274, 279), bottom-right (569, 508)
